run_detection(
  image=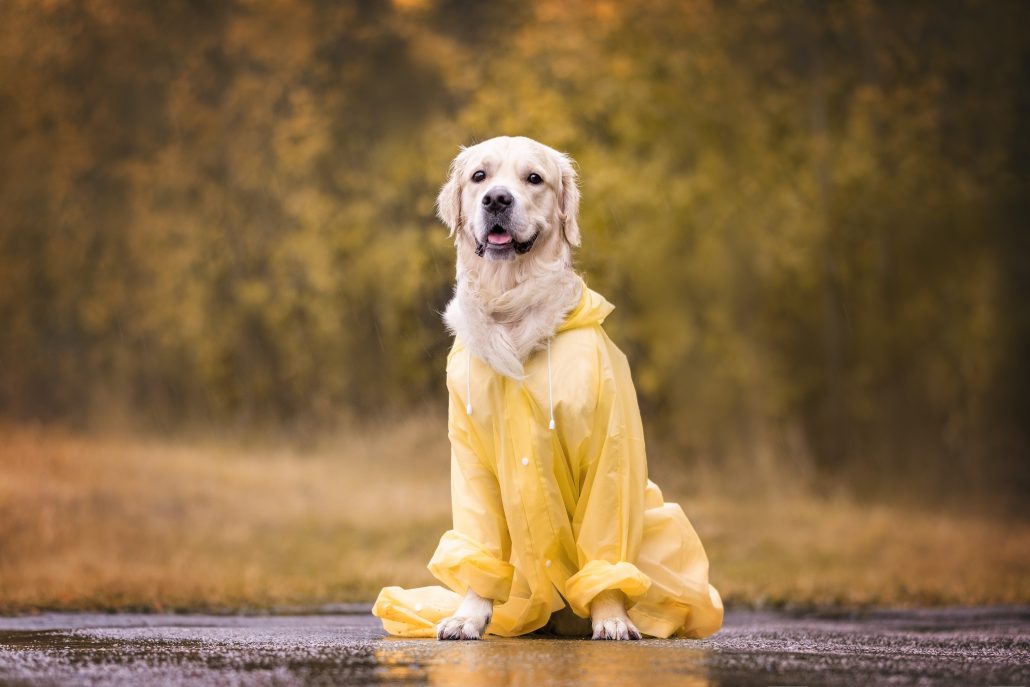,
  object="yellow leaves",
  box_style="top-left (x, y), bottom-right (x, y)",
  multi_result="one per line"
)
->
top-left (273, 89), bottom-right (334, 178)
top-left (226, 0), bottom-right (319, 68)
top-left (0, 0), bottom-right (1025, 502)
top-left (235, 279), bottom-right (272, 311)
top-left (391, 0), bottom-right (430, 10)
